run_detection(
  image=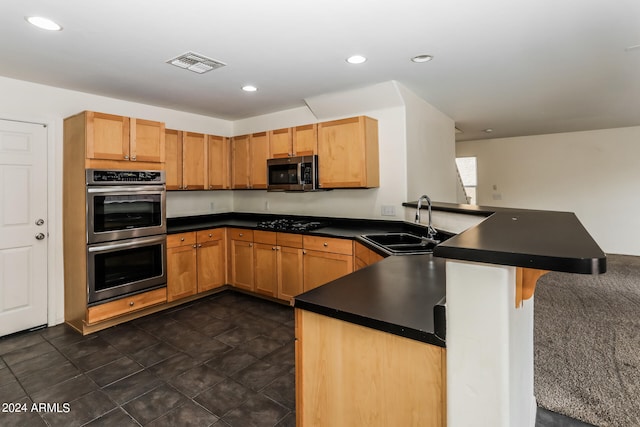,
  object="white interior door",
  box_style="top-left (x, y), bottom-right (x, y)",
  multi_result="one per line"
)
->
top-left (0, 119), bottom-right (48, 336)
